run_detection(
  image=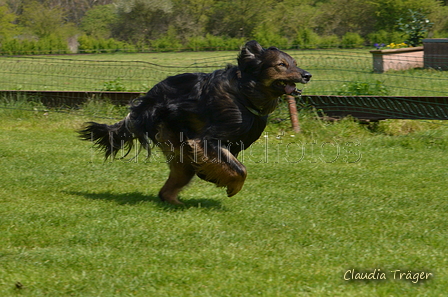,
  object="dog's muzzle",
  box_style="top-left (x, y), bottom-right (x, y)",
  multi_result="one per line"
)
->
top-left (301, 71), bottom-right (312, 84)
top-left (291, 71), bottom-right (312, 96)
